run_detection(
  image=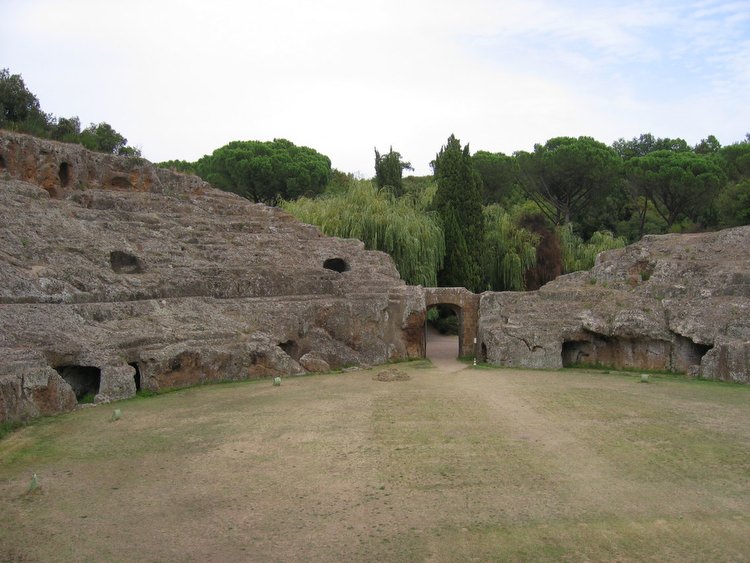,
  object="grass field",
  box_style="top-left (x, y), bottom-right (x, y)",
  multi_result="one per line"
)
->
top-left (1, 361), bottom-right (749, 562)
